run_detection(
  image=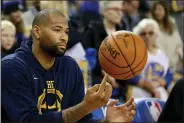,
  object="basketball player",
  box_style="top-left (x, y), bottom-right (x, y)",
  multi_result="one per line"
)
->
top-left (2, 9), bottom-right (136, 122)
